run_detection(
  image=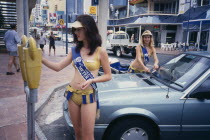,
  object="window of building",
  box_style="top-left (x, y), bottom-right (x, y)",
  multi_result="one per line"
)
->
top-left (199, 31), bottom-right (209, 50)
top-left (197, 0), bottom-right (210, 6)
top-left (202, 0), bottom-right (210, 5)
top-left (166, 25), bottom-right (177, 30)
top-left (166, 33), bottom-right (176, 43)
top-left (129, 2), bottom-right (148, 16)
top-left (55, 5), bottom-right (57, 11)
top-left (153, 0), bottom-right (178, 14)
top-left (42, 10), bottom-right (47, 15)
top-left (119, 7), bottom-right (127, 19)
